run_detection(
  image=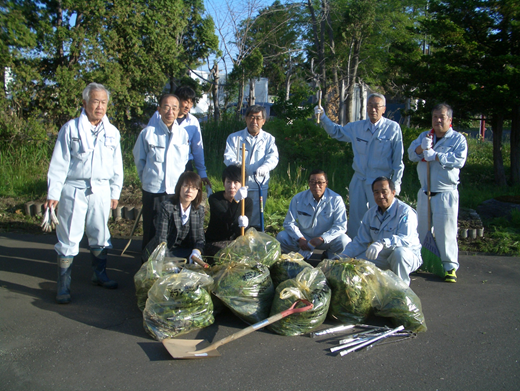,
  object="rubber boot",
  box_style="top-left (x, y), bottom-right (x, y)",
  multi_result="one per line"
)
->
top-left (91, 248), bottom-right (118, 289)
top-left (56, 255), bottom-right (73, 304)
